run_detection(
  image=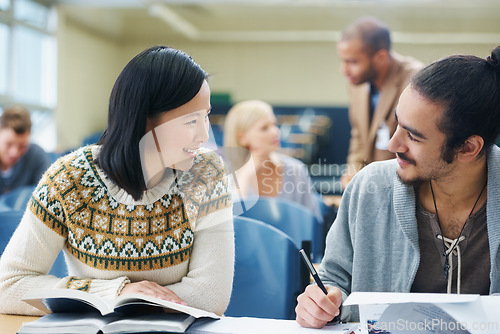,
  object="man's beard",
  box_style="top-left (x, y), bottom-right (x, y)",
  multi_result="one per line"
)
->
top-left (396, 172), bottom-right (424, 187)
top-left (395, 152), bottom-right (454, 187)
